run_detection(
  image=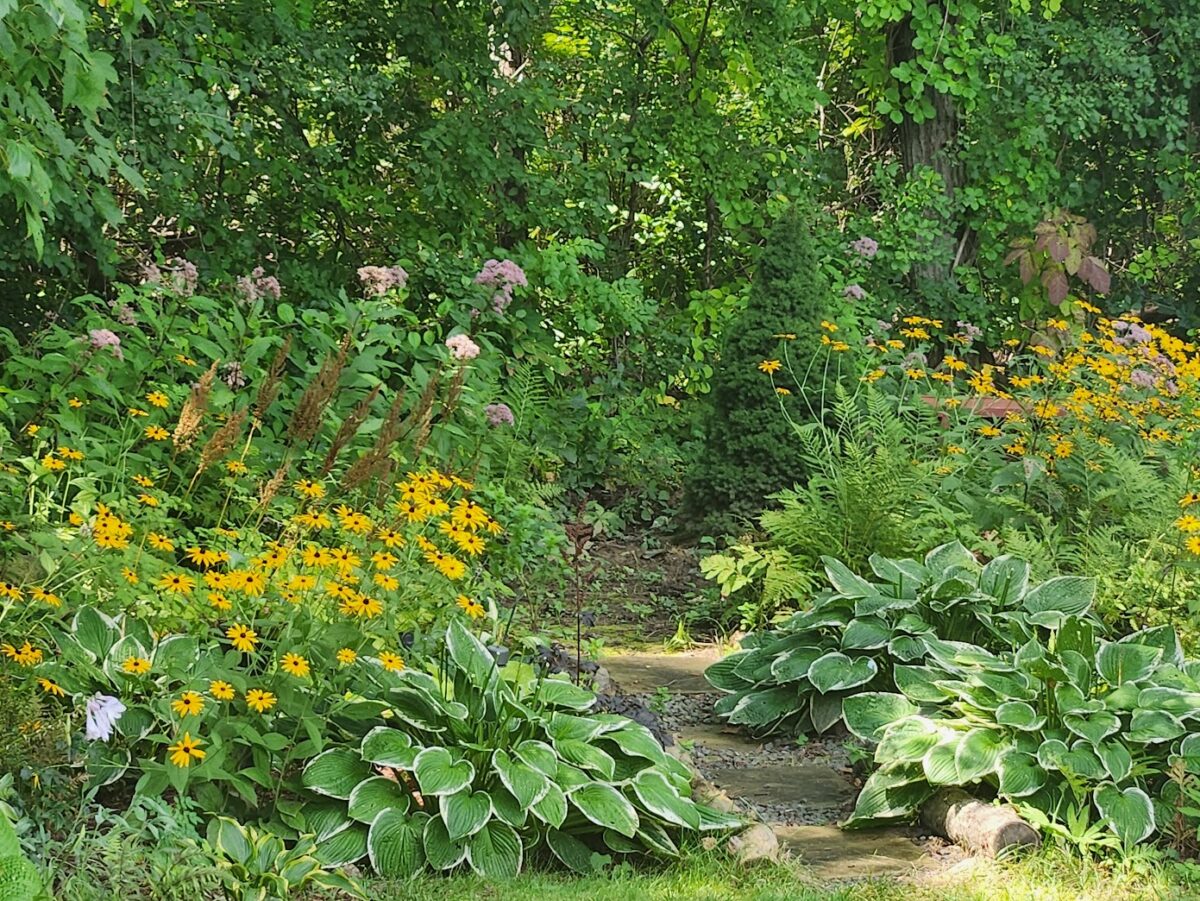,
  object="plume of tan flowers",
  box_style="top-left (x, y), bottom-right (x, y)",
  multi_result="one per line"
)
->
top-left (254, 335), bottom-right (292, 423)
top-left (340, 389), bottom-right (407, 490)
top-left (258, 459), bottom-right (291, 508)
top-left (320, 385), bottom-right (381, 475)
top-left (198, 408), bottom-right (248, 475)
top-left (174, 360), bottom-right (219, 451)
top-left (289, 334), bottom-right (351, 443)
